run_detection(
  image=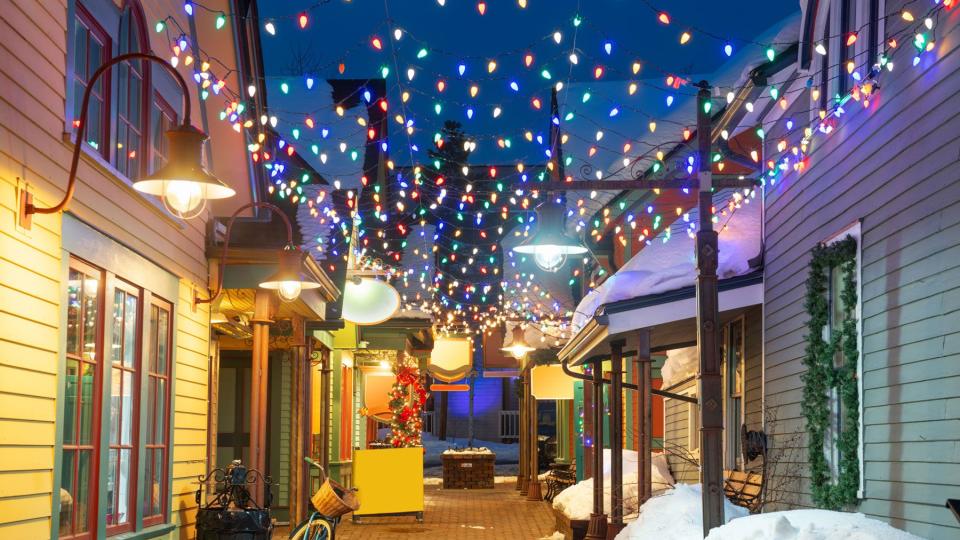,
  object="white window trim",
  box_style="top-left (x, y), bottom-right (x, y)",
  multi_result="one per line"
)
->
top-left (687, 388), bottom-right (700, 457)
top-left (823, 220), bottom-right (864, 498)
top-left (724, 316), bottom-right (746, 471)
